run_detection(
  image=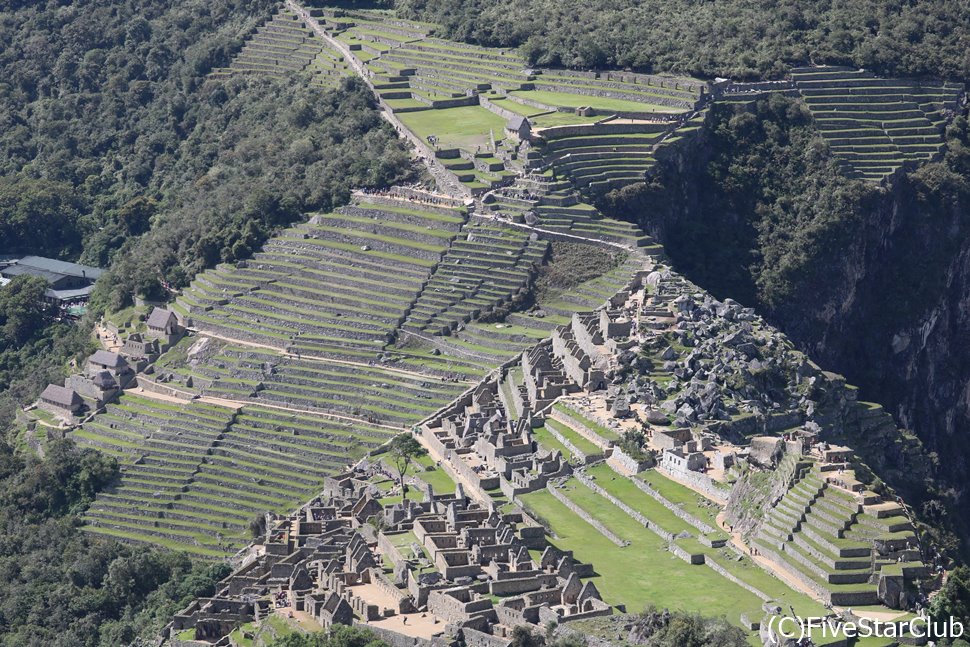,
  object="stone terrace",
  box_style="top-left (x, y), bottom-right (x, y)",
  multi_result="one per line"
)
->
top-left (174, 199), bottom-right (466, 360)
top-left (75, 391), bottom-right (402, 557)
top-left (792, 65), bottom-right (963, 182)
top-left (403, 222), bottom-right (549, 336)
top-left (752, 462), bottom-right (927, 608)
top-left (183, 345), bottom-right (467, 427)
top-left (212, 9), bottom-right (326, 80)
